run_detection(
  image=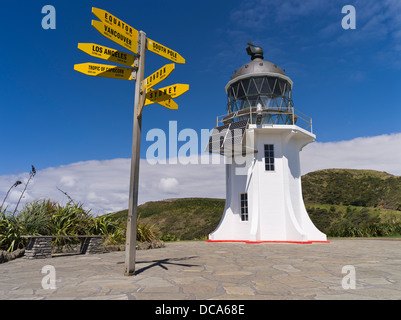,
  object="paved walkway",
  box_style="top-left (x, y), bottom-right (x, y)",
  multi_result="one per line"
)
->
top-left (1, 239), bottom-right (400, 300)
